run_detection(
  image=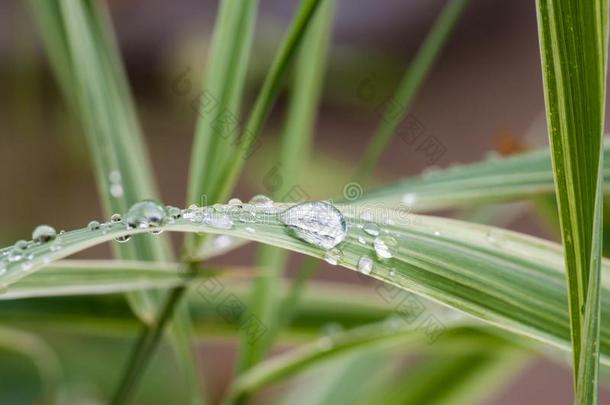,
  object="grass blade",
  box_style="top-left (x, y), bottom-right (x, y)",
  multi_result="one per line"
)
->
top-left (185, 0), bottom-right (257, 254)
top-left (6, 202), bottom-right (610, 372)
top-left (30, 1), bottom-right (202, 402)
top-left (209, 0), bottom-right (323, 203)
top-left (238, 0), bottom-right (336, 372)
top-left (536, 0), bottom-right (608, 401)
